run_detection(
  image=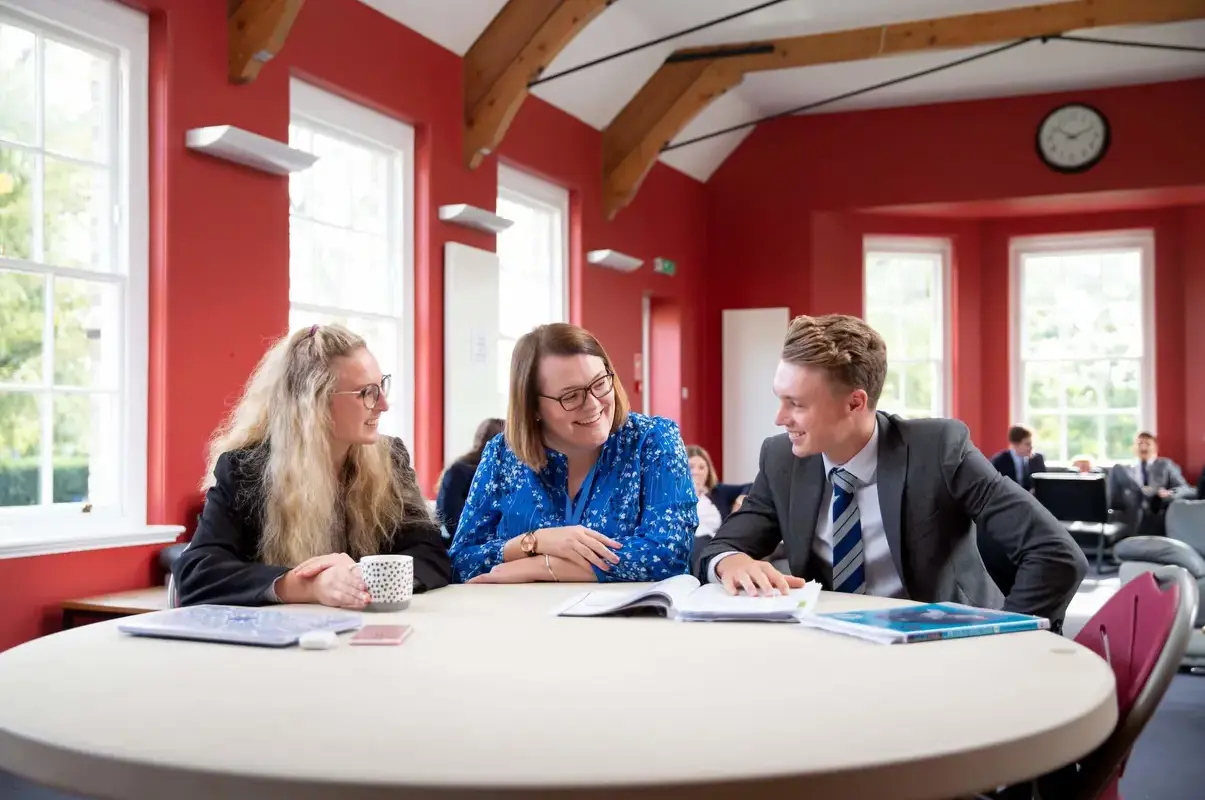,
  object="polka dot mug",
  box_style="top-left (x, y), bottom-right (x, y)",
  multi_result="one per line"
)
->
top-left (358, 555), bottom-right (414, 612)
